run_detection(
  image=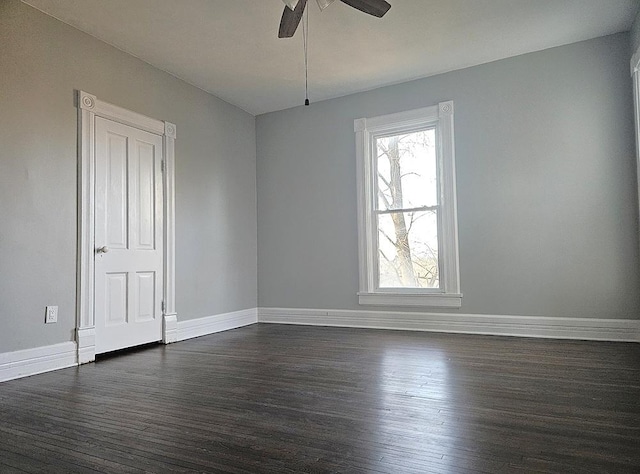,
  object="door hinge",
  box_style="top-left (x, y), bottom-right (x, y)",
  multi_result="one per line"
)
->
top-left (161, 160), bottom-right (165, 173)
top-left (161, 300), bottom-right (165, 313)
